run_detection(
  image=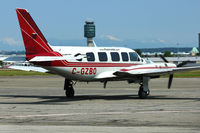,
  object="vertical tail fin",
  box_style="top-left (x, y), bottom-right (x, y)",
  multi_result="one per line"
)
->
top-left (16, 8), bottom-right (54, 60)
